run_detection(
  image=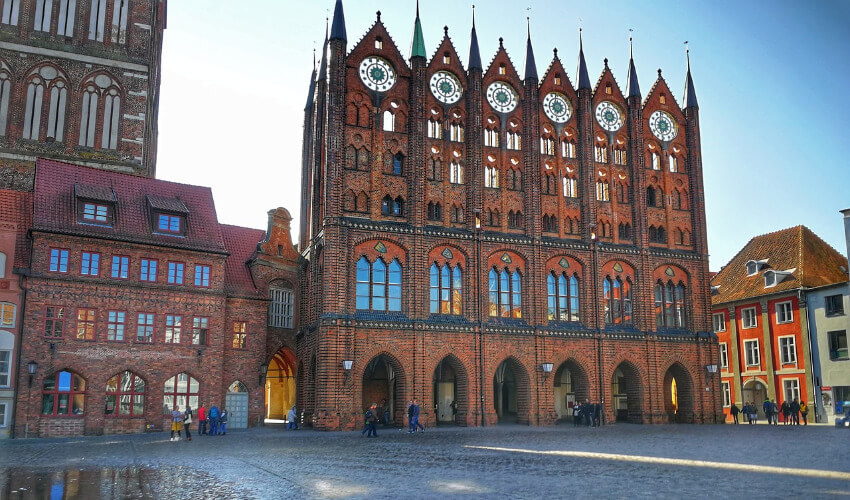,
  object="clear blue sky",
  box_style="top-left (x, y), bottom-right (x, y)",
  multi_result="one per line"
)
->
top-left (156, 0), bottom-right (850, 271)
